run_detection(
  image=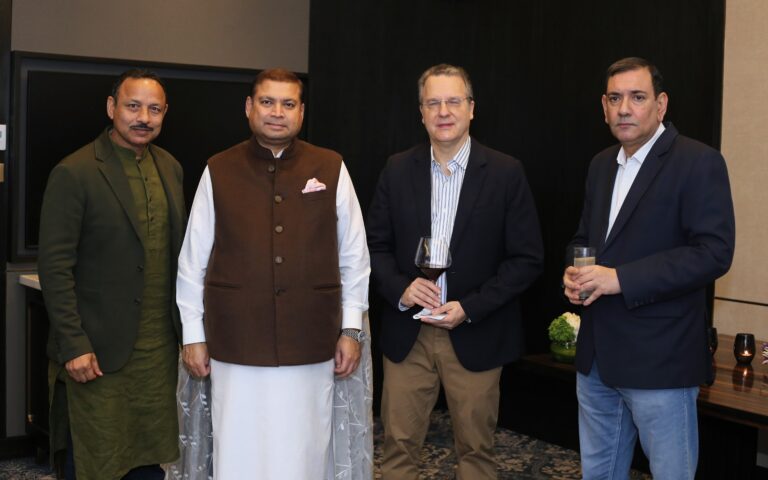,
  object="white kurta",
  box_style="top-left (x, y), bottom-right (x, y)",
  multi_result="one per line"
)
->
top-left (175, 158), bottom-right (370, 479)
top-left (166, 315), bottom-right (374, 480)
top-left (210, 358), bottom-right (335, 479)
